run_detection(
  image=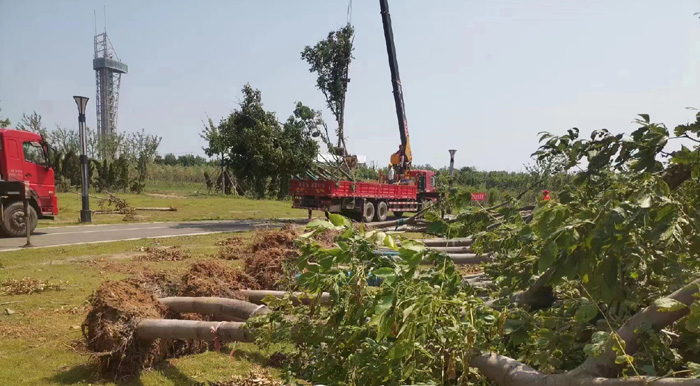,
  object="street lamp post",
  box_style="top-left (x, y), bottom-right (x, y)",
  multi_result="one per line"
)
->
top-left (73, 96), bottom-right (91, 223)
top-left (448, 149), bottom-right (457, 190)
